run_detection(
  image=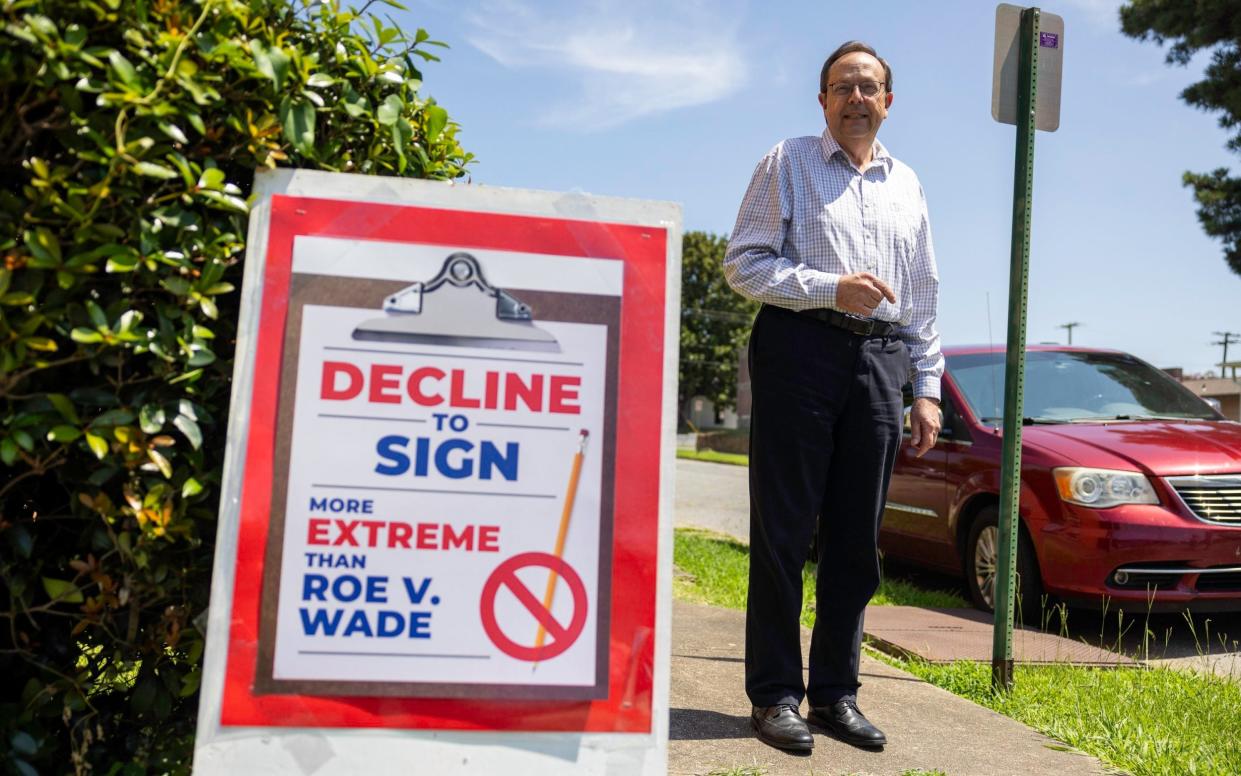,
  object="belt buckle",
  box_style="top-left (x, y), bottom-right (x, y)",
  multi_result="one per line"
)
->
top-left (840, 312), bottom-right (873, 336)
